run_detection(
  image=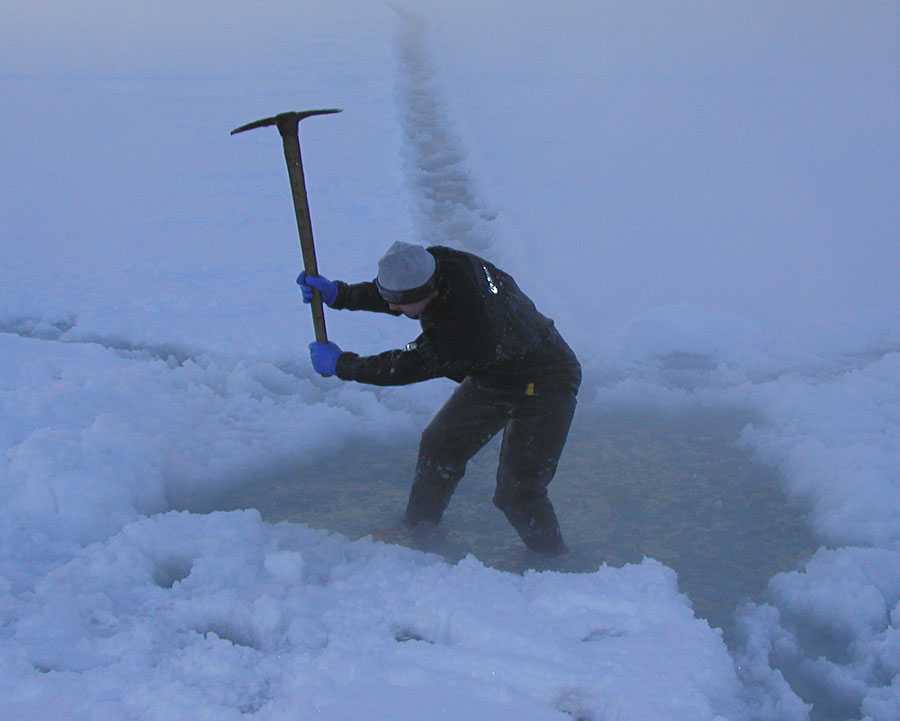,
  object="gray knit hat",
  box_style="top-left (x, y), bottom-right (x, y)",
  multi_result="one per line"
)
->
top-left (376, 242), bottom-right (437, 304)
